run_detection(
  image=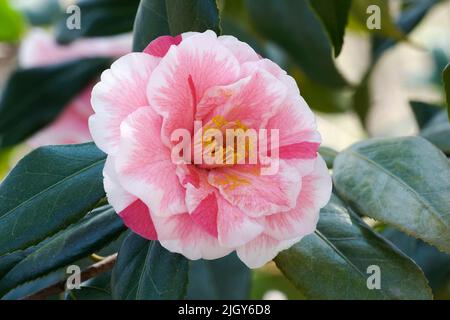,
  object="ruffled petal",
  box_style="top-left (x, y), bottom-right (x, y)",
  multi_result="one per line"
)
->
top-left (115, 107), bottom-right (186, 216)
top-left (208, 161), bottom-right (302, 217)
top-left (264, 156), bottom-right (332, 240)
top-left (146, 30), bottom-right (241, 146)
top-left (89, 53), bottom-right (160, 154)
top-left (237, 234), bottom-right (301, 269)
